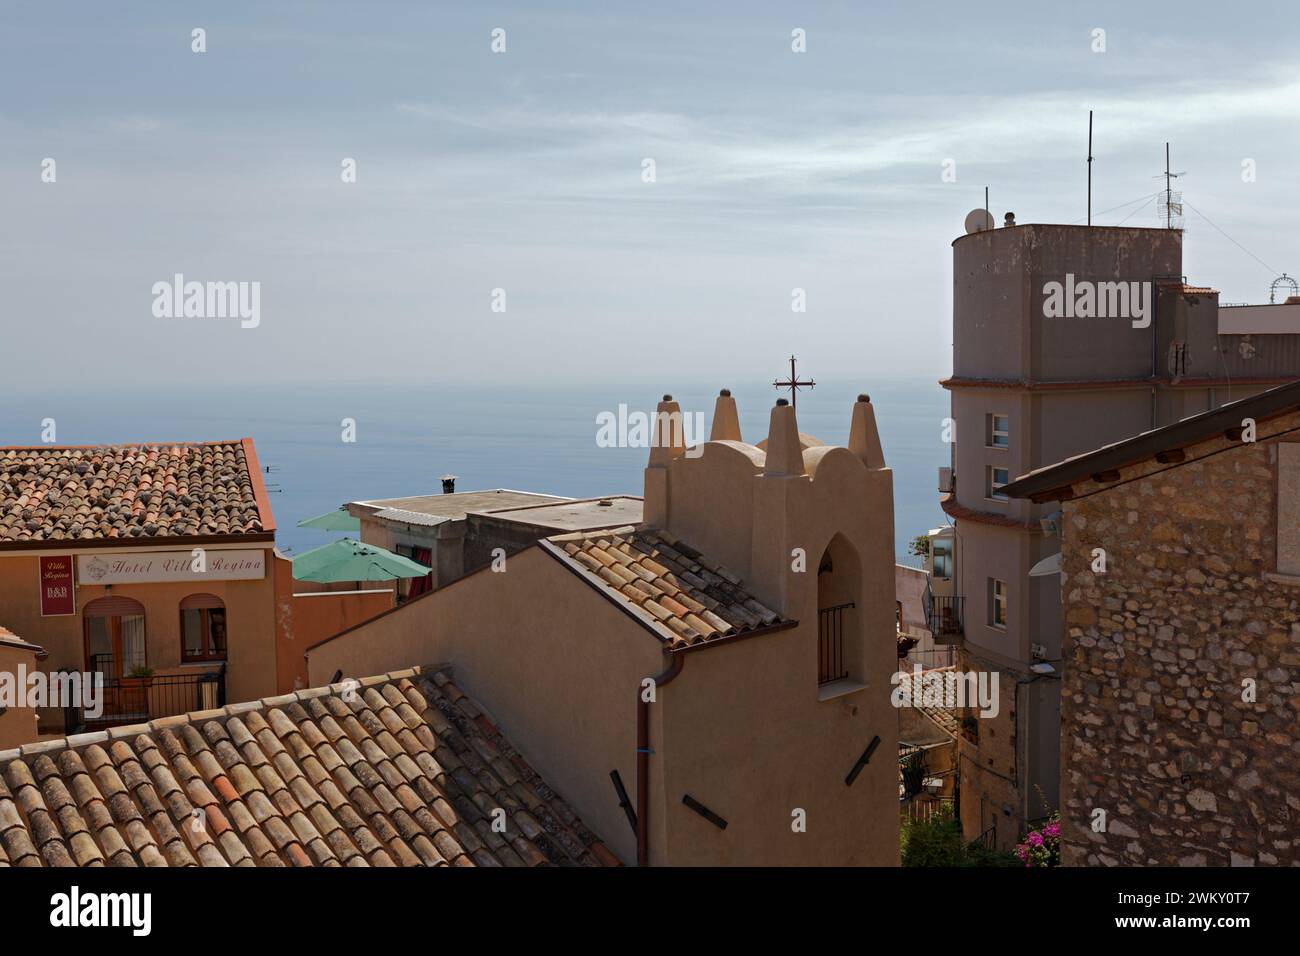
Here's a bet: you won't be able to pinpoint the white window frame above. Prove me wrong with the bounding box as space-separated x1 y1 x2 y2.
989 578 1008 629
987 413 1010 450
987 466 1010 501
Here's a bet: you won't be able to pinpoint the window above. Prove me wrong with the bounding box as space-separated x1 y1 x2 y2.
931 537 953 579
394 544 434 600
180 594 227 662
989 578 1008 629
987 466 1010 501
816 534 864 694
987 413 1009 449
84 596 147 677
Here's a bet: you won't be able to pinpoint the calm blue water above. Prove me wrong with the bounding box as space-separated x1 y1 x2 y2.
0 380 947 562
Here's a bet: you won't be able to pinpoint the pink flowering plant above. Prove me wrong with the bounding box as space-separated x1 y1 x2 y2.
1013 814 1061 867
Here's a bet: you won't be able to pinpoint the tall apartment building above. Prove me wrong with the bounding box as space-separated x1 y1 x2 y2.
930 218 1300 848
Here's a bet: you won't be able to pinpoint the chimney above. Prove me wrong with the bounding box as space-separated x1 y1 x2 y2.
762 398 805 477
848 394 886 469
643 393 685 526
440 474 457 494
709 388 742 442
647 394 686 466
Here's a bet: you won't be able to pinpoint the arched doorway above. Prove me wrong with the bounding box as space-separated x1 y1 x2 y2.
816 534 863 687
83 596 147 679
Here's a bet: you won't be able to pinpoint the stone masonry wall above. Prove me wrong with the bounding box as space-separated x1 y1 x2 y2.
955 655 1021 850
1060 421 1300 866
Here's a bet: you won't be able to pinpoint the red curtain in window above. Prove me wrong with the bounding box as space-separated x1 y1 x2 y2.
408 547 434 597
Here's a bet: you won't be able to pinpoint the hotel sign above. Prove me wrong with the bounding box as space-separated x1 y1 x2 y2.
39 555 76 616
76 549 266 585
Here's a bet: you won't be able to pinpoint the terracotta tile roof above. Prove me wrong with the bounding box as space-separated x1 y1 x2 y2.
0 440 267 544
921 706 960 739
896 668 960 739
0 666 617 867
542 526 790 649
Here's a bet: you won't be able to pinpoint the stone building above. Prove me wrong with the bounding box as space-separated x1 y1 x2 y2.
1003 379 1300 866
937 214 1300 849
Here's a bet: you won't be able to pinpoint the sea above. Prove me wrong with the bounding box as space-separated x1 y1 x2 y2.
0 379 949 562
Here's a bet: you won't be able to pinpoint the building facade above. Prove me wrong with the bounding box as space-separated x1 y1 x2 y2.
938 220 1300 848
306 390 900 866
0 438 393 739
348 489 642 600
1003 382 1300 866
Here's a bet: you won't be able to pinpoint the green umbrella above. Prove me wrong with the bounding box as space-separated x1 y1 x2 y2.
296 508 361 532
291 538 430 583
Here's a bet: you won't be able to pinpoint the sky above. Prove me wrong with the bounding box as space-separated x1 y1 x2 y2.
2 1 1298 388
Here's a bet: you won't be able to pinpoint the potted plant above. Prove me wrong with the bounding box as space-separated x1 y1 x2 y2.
118 664 155 717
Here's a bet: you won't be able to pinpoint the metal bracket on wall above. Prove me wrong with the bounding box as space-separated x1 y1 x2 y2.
682 794 728 830
609 770 637 833
845 735 881 786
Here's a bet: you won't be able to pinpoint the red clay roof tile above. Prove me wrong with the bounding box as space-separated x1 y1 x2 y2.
0 665 616 867
544 527 790 649
0 440 267 544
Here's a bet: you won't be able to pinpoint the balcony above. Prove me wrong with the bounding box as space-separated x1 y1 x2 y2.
63 658 227 733
925 593 965 644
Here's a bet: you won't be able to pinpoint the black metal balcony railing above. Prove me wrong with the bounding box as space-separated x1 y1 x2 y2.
817 602 854 685
65 658 227 733
925 593 965 643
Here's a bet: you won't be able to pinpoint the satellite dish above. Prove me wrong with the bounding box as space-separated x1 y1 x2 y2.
964 208 995 234
1029 552 1062 577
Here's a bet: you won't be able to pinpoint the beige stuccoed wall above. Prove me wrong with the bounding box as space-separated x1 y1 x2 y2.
0 548 278 723
658 625 898 865
0 641 43 749
309 396 902 866
307 547 665 864
645 401 900 864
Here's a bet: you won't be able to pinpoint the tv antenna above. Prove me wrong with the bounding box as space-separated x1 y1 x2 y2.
1155 142 1185 229
1087 110 1093 226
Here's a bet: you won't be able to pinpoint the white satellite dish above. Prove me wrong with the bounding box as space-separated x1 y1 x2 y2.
1029 552 1062 577
964 208 995 234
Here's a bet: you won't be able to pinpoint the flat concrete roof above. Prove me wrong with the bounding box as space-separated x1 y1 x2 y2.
471 495 643 532
352 489 569 522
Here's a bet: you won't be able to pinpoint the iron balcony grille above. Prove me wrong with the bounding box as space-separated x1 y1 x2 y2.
818 602 854 685
925 593 965 643
65 658 227 733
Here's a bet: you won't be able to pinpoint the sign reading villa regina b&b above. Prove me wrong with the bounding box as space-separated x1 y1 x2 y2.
39 555 76 616
76 549 266 586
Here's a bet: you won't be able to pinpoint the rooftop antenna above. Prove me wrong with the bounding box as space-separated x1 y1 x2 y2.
1156 142 1185 229
1270 273 1298 304
1087 110 1093 226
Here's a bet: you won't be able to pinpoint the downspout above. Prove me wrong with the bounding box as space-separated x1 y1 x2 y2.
636 650 685 866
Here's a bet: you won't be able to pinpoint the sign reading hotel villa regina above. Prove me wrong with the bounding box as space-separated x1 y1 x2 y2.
76 549 265 585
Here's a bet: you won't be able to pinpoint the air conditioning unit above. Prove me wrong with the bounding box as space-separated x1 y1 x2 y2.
938 466 954 493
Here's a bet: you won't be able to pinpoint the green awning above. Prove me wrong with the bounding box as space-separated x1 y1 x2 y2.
291 538 430 583
296 508 361 532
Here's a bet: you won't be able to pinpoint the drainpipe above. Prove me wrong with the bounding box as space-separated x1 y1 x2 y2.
636 651 685 866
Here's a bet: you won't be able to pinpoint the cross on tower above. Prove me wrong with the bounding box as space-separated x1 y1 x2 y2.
773 355 815 410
